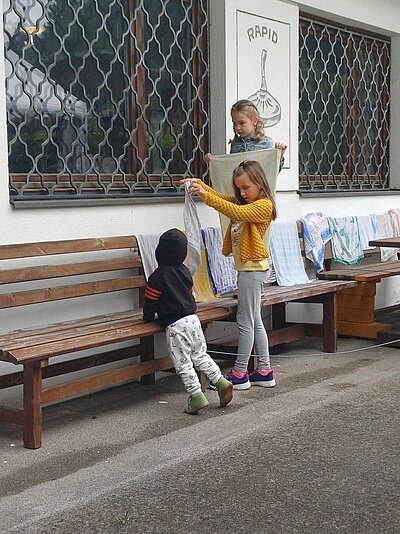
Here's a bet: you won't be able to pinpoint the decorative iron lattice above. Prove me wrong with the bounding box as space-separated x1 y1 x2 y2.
299 16 390 192
4 0 209 202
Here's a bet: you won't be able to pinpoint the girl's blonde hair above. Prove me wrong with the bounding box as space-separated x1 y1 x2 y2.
232 160 277 220
230 99 264 142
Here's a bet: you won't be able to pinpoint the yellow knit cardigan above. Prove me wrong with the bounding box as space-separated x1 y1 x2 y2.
197 180 274 262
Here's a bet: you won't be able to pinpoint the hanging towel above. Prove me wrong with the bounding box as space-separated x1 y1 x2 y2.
376 213 398 262
328 216 364 265
356 215 379 250
269 221 310 286
201 227 237 295
300 212 332 273
135 233 161 280
192 248 220 302
209 149 280 245
388 209 400 235
183 182 203 275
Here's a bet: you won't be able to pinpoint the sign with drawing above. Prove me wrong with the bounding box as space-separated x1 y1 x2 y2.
236 10 291 167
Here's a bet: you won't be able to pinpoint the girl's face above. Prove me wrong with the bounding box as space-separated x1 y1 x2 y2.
234 173 261 203
231 111 257 139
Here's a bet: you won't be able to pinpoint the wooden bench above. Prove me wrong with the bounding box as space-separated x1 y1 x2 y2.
318 244 400 339
0 236 237 449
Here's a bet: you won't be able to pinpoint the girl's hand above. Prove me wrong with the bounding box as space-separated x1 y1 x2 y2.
179 178 206 199
204 153 212 163
275 142 287 154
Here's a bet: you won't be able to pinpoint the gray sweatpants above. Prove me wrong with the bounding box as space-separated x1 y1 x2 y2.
235 270 271 373
166 314 222 396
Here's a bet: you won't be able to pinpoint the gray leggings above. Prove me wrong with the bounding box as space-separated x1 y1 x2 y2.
235 270 270 373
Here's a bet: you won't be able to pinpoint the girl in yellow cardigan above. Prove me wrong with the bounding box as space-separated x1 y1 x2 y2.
182 160 277 390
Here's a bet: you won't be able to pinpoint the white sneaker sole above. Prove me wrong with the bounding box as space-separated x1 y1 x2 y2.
250 379 276 388
232 381 251 390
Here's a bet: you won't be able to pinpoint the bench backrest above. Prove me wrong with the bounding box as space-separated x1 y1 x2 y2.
0 236 145 312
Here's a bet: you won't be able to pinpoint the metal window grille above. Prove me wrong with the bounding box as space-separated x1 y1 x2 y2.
299 16 390 192
4 0 209 204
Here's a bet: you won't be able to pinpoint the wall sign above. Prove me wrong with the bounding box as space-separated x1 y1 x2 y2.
236 10 291 167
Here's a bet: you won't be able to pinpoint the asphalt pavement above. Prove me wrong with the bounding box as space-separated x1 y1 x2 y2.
0 335 399 534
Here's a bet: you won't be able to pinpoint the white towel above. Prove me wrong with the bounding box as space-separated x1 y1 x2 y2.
376 213 398 262
201 227 237 295
300 212 332 273
388 209 400 235
183 184 203 275
356 215 379 250
328 216 364 265
269 221 310 286
135 234 161 280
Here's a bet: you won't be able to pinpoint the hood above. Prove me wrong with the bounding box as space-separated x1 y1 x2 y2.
155 228 187 266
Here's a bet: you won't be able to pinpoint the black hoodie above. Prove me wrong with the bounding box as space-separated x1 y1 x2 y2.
142 228 196 327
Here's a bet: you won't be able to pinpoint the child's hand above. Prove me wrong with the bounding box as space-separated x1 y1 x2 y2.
180 178 206 199
204 153 212 164
180 178 198 189
275 142 287 154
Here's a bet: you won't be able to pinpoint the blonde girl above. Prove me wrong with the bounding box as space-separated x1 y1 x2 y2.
182 160 277 389
205 99 286 163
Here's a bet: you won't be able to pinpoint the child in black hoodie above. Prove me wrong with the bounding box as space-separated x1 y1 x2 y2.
143 228 233 414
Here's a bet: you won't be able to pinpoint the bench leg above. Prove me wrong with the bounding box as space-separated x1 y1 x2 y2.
322 292 337 353
140 336 156 385
23 365 42 449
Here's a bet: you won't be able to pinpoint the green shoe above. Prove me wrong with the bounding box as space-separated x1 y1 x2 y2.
184 392 209 415
216 377 233 408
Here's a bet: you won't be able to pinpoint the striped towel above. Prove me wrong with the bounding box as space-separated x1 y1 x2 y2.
328 216 364 265
269 220 310 286
300 212 332 273
201 227 237 295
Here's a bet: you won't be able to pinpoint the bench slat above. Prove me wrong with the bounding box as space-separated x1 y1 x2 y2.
0 235 137 260
261 280 355 305
0 257 141 284
318 261 400 282
0 275 146 309
0 315 143 355
5 306 235 364
0 310 137 346
41 356 173 405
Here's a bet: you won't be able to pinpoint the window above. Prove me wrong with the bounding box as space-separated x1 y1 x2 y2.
4 0 209 203
299 15 390 192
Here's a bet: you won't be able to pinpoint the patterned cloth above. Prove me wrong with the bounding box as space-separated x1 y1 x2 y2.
388 209 400 235
201 227 237 295
376 213 398 262
328 216 364 265
269 220 310 286
230 135 274 153
300 212 332 273
356 215 379 250
166 314 222 396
